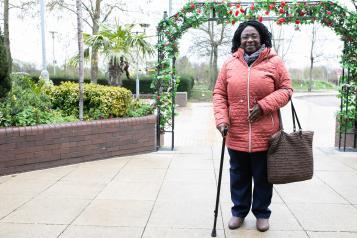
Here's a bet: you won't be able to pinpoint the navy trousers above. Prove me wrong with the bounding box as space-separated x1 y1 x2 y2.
228 148 273 219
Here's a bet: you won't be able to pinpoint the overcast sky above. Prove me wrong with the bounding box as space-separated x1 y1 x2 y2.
5 0 355 72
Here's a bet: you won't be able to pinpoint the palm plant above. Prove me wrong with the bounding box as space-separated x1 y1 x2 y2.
82 24 154 86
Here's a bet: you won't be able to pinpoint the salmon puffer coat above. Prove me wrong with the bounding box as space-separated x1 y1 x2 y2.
213 47 293 152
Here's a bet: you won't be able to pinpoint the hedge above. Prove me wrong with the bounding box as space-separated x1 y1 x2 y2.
48 82 132 119
31 74 195 98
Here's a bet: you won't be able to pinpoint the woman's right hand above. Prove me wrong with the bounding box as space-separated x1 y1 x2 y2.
217 123 229 137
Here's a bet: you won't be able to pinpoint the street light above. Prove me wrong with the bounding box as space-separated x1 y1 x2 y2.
134 23 150 99
49 31 57 76
39 0 49 81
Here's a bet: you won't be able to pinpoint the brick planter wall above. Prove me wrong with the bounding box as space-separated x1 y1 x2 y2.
0 115 156 175
334 117 356 149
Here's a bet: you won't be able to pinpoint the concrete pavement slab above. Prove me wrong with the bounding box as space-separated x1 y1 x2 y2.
97 181 162 201
156 181 217 202
113 168 167 182
307 231 357 238
2 197 90 224
274 178 348 204
0 195 32 219
142 227 225 238
165 169 216 184
0 177 56 197
0 223 65 238
147 200 223 229
37 180 107 199
288 203 357 231
59 225 143 238
124 157 171 169
73 199 153 227
169 158 215 170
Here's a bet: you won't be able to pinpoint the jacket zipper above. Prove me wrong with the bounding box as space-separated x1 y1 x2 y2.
247 67 252 152
246 59 259 152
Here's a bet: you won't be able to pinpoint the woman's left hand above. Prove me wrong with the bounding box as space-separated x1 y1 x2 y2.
248 104 262 123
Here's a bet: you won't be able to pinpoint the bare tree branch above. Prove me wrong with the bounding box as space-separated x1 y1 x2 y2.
47 1 91 27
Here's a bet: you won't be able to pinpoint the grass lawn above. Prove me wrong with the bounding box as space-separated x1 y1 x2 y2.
189 80 337 102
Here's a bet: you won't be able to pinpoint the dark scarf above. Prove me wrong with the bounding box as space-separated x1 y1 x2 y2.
243 44 265 66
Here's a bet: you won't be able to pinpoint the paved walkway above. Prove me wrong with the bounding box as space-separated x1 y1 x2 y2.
1 94 357 238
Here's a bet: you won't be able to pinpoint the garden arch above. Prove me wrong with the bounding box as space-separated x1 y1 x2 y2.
155 1 357 150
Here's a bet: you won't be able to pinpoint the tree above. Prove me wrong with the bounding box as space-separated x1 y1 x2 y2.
268 23 295 62
351 0 357 11
3 0 11 73
308 23 327 92
76 0 84 120
1 0 36 73
83 24 154 86
48 0 127 84
189 21 231 90
0 29 10 98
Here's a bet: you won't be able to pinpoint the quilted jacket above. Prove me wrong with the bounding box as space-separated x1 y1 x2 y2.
213 47 293 152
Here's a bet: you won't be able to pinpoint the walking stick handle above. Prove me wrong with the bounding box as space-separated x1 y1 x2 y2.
223 127 228 137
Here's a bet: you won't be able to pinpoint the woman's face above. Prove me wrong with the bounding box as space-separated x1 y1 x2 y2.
240 26 261 54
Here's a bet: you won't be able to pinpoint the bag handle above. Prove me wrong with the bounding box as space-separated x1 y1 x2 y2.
278 99 302 132
291 99 302 132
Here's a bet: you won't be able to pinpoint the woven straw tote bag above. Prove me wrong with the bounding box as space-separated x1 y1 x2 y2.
267 100 314 184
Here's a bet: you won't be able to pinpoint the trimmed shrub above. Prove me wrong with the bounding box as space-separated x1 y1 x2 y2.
177 74 195 98
0 74 76 127
121 74 195 98
0 32 10 98
48 82 132 119
125 99 155 117
42 74 195 98
122 77 154 94
49 76 109 86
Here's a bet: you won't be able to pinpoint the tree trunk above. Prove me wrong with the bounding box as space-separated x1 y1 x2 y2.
309 56 313 92
4 0 12 73
76 0 84 120
90 0 101 84
209 45 218 90
308 24 317 92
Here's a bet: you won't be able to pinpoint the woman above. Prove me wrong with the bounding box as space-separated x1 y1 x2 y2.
213 20 293 232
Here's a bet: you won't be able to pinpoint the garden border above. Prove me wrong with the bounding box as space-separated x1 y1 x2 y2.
0 115 156 175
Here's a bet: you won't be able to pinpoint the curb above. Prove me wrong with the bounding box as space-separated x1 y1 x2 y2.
293 91 338 98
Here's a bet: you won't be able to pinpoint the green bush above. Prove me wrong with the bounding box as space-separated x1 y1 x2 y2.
292 79 337 91
122 77 155 94
0 31 10 98
177 74 195 98
35 75 195 98
121 74 195 98
125 99 155 117
47 76 108 86
0 73 76 127
49 82 132 120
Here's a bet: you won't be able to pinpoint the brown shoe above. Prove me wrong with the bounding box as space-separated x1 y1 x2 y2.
256 218 269 232
228 216 244 230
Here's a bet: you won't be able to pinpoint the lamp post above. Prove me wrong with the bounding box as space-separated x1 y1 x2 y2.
39 0 49 81
134 23 150 99
49 31 57 76
169 0 172 16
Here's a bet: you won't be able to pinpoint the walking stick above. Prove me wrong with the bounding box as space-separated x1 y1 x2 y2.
211 127 228 237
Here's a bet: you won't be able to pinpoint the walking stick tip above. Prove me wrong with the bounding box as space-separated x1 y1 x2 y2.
211 229 217 237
